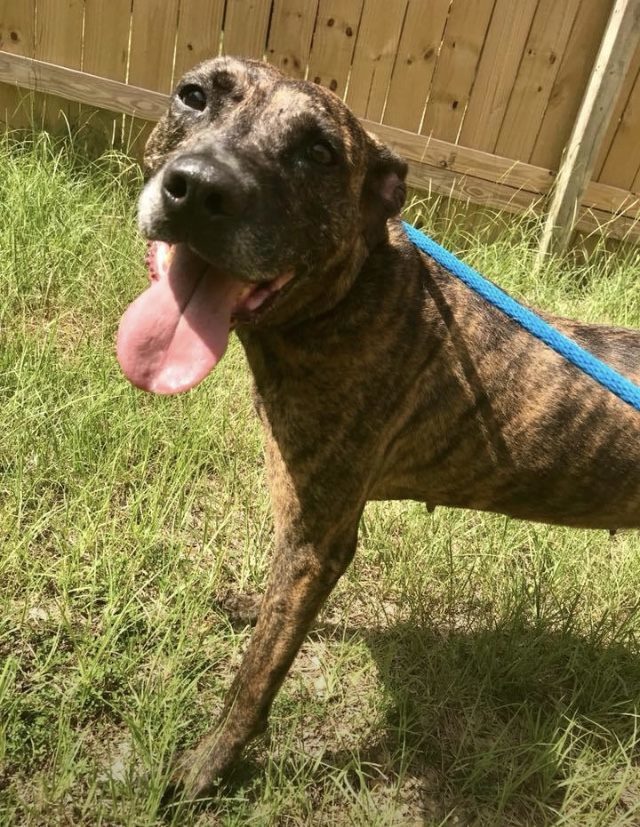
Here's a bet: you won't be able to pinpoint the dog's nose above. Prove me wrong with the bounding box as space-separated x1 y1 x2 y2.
161 154 246 220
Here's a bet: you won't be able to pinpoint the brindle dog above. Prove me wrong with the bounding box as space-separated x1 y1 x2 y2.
116 56 640 799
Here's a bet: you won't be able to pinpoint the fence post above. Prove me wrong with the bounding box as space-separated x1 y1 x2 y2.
537 0 640 260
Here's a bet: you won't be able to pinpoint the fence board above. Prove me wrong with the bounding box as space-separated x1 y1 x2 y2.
0 0 35 129
83 0 131 147
129 0 180 93
598 65 640 190
0 53 168 119
223 0 272 59
370 118 640 222
4 49 640 240
307 0 364 97
363 119 553 195
4 0 640 245
345 0 406 120
174 0 225 79
382 0 449 133
406 159 538 215
421 0 496 143
35 0 84 130
632 156 640 193
593 45 640 179
537 0 640 257
459 0 538 152
583 180 640 217
495 0 581 162
84 0 130 81
577 205 640 240
127 0 180 160
265 0 319 78
530 0 613 169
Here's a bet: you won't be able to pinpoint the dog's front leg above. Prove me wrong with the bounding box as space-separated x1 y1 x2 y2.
171 521 359 800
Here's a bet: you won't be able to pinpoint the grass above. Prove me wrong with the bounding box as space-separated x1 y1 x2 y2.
0 130 640 826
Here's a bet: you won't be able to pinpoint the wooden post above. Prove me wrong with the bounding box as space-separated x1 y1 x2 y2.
537 0 640 260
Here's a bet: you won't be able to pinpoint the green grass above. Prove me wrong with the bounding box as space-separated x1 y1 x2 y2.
1 131 640 826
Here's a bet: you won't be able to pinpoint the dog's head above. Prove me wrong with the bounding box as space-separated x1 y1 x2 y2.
117 57 407 394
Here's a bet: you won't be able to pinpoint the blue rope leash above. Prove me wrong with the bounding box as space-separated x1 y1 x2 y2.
402 221 640 413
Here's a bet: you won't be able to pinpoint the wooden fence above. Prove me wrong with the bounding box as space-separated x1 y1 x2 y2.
1 0 640 247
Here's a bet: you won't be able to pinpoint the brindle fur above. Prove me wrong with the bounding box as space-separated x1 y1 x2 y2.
137 57 640 799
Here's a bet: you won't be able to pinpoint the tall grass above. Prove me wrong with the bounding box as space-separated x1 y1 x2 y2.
1 131 639 825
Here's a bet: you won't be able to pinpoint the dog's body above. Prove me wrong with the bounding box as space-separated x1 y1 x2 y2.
116 57 640 798
243 227 640 531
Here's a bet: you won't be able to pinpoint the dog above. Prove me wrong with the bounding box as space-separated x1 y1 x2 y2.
116 56 640 799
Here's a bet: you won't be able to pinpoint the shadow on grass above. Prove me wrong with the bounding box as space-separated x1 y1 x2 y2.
323 616 640 822
172 609 640 823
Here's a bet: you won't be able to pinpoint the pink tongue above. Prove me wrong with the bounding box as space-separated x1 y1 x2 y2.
117 242 240 394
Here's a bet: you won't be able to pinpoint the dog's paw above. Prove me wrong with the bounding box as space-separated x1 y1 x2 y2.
216 590 262 627
164 741 223 804
164 727 250 805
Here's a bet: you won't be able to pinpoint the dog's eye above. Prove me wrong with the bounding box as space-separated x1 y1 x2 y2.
179 84 207 111
307 142 335 166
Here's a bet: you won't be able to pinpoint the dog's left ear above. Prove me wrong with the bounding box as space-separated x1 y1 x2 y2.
361 134 408 248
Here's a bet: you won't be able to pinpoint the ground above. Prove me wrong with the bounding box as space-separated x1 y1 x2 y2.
1 131 640 825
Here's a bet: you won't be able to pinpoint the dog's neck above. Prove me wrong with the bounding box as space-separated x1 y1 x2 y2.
238 231 378 352
266 234 372 330
237 222 427 391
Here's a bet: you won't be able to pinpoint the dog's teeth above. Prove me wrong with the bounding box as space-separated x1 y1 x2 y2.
245 286 271 311
273 271 295 290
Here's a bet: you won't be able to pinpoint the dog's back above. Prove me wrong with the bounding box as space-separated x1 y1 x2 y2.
363 225 640 529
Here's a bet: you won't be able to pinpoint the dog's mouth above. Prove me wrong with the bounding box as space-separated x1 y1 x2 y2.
116 241 294 395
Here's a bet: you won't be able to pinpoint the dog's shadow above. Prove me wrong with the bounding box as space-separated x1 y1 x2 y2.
221 609 640 821
312 615 640 821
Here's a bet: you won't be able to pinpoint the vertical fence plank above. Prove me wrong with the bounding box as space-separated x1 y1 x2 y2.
34 0 84 132
345 0 406 120
382 0 450 133
84 1 130 83
459 0 539 152
129 0 181 93
538 0 640 257
421 0 496 143
223 0 272 59
83 0 131 148
307 0 364 98
266 0 318 78
0 0 35 129
495 0 581 162
127 0 181 159
593 46 640 179
597 63 640 189
530 0 613 169
174 0 225 80
631 138 640 192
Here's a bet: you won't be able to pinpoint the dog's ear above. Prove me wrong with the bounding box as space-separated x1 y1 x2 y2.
361 134 408 248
